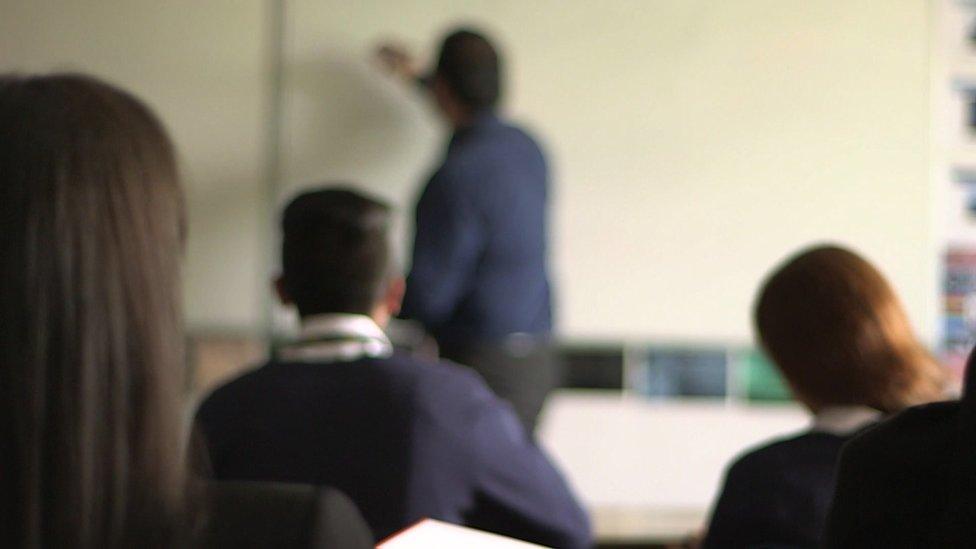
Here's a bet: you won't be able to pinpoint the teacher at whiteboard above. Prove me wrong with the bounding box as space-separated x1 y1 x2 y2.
379 28 557 434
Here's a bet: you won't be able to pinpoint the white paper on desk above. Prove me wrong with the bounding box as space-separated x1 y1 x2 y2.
377 519 550 548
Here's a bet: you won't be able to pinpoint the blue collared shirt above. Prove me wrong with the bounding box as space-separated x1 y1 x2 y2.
401 112 553 344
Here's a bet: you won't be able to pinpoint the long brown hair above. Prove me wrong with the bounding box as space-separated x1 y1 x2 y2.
0 74 187 547
755 245 944 414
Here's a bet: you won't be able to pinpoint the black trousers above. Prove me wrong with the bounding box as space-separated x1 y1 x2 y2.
439 338 561 435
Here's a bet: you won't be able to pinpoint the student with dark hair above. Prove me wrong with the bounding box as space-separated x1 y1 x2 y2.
378 28 557 434
0 73 373 548
195 187 591 548
825 356 976 546
702 245 945 549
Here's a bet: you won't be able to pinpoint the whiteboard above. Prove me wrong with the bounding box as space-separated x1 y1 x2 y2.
279 0 935 343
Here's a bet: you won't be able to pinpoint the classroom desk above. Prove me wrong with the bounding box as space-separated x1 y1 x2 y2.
538 393 806 548
594 507 705 549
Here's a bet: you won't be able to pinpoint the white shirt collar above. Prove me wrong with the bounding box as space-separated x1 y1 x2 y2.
278 313 393 363
810 405 883 435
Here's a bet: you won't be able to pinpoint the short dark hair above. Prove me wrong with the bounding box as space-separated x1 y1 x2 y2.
281 187 393 317
434 28 501 112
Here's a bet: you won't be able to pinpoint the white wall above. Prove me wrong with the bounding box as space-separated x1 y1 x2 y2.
0 0 271 333
281 0 936 343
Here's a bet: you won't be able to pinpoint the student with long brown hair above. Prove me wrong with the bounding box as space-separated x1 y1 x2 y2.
0 73 372 548
703 245 945 549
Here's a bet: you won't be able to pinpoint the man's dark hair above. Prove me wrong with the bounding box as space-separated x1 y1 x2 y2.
281 187 393 317
434 28 501 112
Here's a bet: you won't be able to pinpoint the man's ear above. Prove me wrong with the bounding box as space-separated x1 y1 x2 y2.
385 277 406 317
432 76 461 121
273 275 292 306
